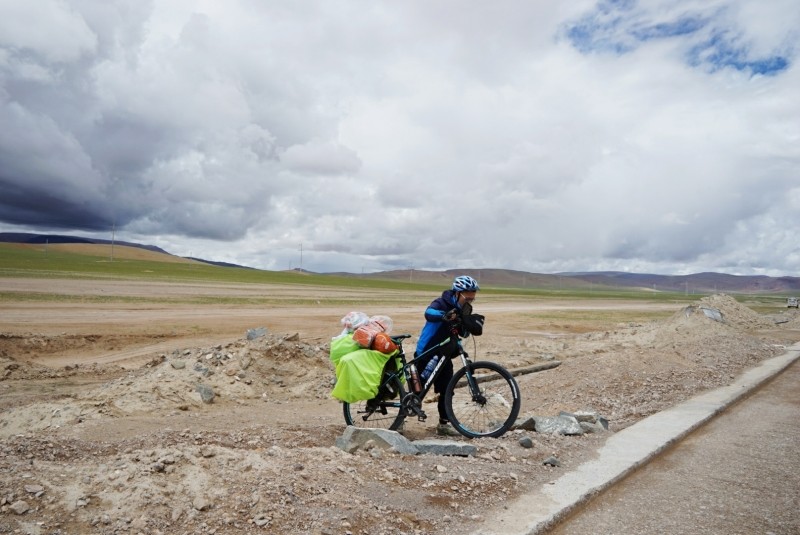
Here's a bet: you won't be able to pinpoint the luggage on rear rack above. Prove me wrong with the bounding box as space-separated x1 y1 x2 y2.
329 313 400 403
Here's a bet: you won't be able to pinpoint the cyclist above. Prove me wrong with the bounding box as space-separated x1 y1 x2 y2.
416 275 480 436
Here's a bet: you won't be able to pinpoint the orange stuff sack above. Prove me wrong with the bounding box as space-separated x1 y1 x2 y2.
352 321 384 348
371 332 398 354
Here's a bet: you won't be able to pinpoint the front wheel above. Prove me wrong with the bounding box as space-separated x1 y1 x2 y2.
444 361 521 438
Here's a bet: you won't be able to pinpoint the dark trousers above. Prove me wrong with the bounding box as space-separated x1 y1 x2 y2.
418 344 457 422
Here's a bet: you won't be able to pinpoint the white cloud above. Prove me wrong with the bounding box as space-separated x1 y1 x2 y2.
0 0 798 275
0 0 97 62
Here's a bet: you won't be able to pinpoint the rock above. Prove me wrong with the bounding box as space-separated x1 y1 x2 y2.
512 416 537 431
130 515 148 530
413 439 477 457
170 360 186 370
10 500 29 514
519 436 534 448
246 327 268 340
700 306 724 322
568 410 609 429
196 384 215 403
543 456 561 467
335 427 419 455
533 415 584 435
580 421 609 434
193 496 211 511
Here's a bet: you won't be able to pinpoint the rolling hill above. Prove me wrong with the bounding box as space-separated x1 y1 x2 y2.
1 232 798 294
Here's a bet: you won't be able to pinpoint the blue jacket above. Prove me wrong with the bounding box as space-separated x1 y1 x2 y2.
416 289 467 355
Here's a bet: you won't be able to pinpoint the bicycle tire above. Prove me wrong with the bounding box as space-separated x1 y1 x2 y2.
342 376 407 431
444 361 521 438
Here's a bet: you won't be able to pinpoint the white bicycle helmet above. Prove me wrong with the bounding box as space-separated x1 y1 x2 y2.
452 275 479 292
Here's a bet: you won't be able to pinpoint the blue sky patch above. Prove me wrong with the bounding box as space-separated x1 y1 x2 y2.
631 16 707 41
687 32 789 75
564 1 791 77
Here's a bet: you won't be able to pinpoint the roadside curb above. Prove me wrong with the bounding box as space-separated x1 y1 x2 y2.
473 343 800 535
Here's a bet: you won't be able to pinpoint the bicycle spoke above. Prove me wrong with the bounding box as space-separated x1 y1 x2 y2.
343 396 406 431
445 362 520 438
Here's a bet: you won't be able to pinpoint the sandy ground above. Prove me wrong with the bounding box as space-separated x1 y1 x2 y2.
1 278 799 534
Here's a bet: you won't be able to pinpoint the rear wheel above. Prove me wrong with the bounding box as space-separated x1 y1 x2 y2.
342 400 406 430
343 377 407 431
444 361 521 438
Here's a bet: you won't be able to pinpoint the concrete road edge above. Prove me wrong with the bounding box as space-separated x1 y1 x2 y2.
472 343 800 535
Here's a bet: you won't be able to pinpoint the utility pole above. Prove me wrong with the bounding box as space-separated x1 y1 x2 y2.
299 243 303 271
110 224 115 262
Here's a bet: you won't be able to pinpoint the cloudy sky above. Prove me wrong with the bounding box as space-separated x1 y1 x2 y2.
1 1 798 276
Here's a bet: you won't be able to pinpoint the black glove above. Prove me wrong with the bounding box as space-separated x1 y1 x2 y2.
462 314 485 336
444 308 459 321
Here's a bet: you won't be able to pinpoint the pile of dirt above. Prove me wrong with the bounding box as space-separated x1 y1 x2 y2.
92 333 334 411
505 294 790 429
1 333 334 436
785 310 800 328
1 295 797 535
694 293 778 329
0 332 179 362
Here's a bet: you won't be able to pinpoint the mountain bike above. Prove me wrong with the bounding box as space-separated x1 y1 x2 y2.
342 324 521 438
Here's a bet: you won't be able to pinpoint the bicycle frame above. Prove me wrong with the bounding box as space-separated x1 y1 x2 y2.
379 328 473 421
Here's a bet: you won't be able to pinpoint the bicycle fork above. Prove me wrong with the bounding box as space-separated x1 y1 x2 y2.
458 352 487 405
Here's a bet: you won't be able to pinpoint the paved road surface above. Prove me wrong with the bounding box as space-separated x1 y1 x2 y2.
546 358 800 535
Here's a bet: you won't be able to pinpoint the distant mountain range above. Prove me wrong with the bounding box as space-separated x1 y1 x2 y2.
0 232 249 269
2 232 798 294
0 232 171 255
337 267 800 294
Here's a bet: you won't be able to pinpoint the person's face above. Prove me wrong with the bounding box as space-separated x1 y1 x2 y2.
459 291 477 304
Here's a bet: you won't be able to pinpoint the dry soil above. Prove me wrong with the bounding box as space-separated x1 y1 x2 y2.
1 278 798 535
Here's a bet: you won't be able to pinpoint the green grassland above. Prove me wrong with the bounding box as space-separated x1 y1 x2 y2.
0 243 421 289
0 243 682 299
0 242 789 312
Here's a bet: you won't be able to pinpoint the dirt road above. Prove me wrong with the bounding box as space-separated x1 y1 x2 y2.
1 277 681 369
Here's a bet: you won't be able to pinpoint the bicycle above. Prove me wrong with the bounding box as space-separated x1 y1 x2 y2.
342 323 521 438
